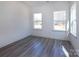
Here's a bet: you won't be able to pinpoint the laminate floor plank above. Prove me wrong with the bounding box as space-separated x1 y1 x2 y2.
0 36 78 57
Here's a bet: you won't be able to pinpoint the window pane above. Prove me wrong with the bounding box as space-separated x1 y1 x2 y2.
33 13 42 29
54 22 65 31
53 11 66 31
70 3 76 36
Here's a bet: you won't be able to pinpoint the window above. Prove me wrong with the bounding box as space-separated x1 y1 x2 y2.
33 13 42 29
70 3 76 36
53 11 66 31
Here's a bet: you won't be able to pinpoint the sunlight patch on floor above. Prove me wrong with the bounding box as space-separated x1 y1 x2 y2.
62 45 69 57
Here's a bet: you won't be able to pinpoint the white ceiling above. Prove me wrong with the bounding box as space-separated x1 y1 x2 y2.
22 1 70 7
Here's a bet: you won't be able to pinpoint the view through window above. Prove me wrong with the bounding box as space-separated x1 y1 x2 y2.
33 13 42 29
53 11 66 31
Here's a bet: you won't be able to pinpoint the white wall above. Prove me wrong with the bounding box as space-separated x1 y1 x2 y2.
0 1 71 48
31 2 70 40
0 2 32 48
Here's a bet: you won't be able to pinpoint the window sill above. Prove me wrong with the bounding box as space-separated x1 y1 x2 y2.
52 30 67 32
70 33 77 39
33 29 42 30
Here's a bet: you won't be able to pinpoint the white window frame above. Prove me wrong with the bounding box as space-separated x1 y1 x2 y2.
33 13 42 29
53 11 66 31
70 3 76 37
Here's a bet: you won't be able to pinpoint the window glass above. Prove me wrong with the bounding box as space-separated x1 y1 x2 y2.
53 11 66 31
33 13 42 29
70 3 76 36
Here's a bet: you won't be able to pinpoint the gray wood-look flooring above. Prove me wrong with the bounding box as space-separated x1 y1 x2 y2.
0 36 78 57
